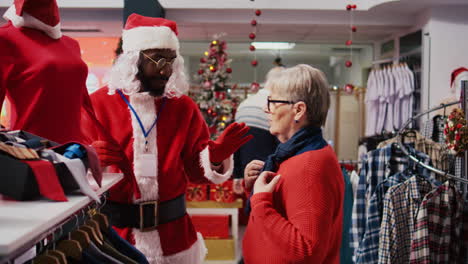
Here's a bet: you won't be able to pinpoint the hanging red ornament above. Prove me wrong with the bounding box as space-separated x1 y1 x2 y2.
345 60 353 67
251 19 257 26
351 4 357 9
210 67 217 72
255 9 262 16
249 45 256 51
197 69 204 75
346 4 352 11
251 60 258 67
346 40 353 46
200 58 207 63
344 84 355 93
226 68 232 73
249 33 256 40
351 26 357 32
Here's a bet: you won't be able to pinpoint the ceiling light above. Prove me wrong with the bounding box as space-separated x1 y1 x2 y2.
251 42 296 50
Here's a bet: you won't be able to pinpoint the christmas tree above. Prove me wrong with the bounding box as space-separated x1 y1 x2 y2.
193 37 239 138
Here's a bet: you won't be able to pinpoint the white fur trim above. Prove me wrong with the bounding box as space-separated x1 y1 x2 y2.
130 92 159 203
200 146 233 184
3 5 62 39
123 26 179 53
133 231 207 264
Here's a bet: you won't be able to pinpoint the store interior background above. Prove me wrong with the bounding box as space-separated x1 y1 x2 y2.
1 0 468 162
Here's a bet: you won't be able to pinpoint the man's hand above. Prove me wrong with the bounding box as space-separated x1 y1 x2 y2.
244 160 264 192
208 122 253 163
253 171 281 194
91 141 125 167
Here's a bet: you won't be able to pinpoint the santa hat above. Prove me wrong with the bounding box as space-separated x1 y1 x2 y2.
450 67 468 95
2 0 62 39
122 14 180 53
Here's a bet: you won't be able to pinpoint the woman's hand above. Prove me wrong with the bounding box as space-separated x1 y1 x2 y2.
244 160 264 192
253 171 281 194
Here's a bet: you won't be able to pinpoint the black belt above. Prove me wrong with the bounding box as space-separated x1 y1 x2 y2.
102 194 187 232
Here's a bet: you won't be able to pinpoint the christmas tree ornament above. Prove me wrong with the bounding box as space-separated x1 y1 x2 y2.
255 9 262 16
344 83 355 93
200 58 207 63
346 40 352 46
251 60 258 67
249 45 256 51
226 68 232 73
198 69 204 75
345 60 352 67
251 19 257 26
346 4 352 10
351 26 357 32
249 33 256 40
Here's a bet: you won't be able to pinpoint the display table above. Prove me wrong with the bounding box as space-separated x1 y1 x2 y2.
0 172 123 262
187 199 243 263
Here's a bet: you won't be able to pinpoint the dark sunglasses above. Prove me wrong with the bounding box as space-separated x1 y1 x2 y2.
267 96 296 112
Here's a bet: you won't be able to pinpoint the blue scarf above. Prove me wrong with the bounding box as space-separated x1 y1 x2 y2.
246 126 327 213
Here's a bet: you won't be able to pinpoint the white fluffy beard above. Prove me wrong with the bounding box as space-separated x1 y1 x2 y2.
129 92 164 260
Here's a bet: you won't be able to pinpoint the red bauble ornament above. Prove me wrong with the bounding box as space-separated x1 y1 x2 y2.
249 45 256 51
250 82 260 91
210 67 217 72
344 84 355 93
351 4 357 9
345 60 353 67
255 9 262 16
249 33 256 40
197 69 204 75
251 19 257 26
346 40 353 46
251 60 258 67
226 68 232 73
346 4 352 11
200 58 207 63
351 26 357 32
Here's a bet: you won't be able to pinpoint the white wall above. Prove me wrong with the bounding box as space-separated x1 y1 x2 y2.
422 6 468 112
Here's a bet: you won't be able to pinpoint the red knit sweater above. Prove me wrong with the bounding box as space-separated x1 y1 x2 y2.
243 145 344 263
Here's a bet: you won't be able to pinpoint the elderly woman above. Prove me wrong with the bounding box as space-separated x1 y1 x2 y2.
242 64 344 263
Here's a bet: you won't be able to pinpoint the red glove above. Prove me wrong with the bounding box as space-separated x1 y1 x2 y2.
91 141 125 167
208 122 253 163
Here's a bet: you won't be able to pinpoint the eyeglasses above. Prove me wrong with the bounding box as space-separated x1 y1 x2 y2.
267 96 296 112
141 52 175 70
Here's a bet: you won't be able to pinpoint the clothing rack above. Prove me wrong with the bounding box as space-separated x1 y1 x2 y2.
371 48 422 65
395 100 468 183
0 173 123 264
0 196 105 264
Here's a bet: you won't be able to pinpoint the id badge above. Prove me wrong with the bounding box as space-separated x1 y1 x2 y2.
140 154 157 177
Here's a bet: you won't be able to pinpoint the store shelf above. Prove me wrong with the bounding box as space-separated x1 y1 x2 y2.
0 173 123 256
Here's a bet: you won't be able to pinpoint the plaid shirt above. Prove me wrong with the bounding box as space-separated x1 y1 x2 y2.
355 173 409 263
410 182 465 264
378 176 435 264
350 144 431 261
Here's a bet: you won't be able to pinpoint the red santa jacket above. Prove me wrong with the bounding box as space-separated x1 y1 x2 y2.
0 22 91 144
82 87 232 262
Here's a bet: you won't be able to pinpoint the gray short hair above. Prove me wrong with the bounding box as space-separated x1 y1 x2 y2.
266 64 330 127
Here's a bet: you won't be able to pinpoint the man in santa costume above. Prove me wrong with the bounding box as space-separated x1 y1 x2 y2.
82 14 252 264
0 0 98 144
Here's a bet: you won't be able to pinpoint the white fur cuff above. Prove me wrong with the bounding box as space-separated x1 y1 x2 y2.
200 146 233 184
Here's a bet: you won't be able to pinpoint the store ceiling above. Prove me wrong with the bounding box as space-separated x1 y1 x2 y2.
0 0 467 45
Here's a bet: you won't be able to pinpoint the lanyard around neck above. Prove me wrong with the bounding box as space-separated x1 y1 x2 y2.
117 90 166 152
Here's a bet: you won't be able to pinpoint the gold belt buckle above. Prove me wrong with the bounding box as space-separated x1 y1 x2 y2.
139 200 158 232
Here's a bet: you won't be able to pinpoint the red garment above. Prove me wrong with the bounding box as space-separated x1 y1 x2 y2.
82 87 232 262
0 22 89 144
243 145 344 264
